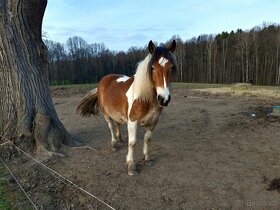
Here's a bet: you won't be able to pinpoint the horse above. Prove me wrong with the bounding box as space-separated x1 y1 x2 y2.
76 40 177 175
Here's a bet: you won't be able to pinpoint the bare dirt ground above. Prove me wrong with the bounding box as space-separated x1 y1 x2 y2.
2 86 280 209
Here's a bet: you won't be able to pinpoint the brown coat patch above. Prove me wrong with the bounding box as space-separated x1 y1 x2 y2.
97 74 133 123
129 92 163 130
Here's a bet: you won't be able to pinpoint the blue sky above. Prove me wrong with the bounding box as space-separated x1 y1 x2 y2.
43 0 280 51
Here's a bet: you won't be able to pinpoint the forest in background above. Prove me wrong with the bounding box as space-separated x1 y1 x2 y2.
45 23 280 86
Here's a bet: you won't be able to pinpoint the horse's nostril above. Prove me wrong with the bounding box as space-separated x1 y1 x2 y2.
167 95 171 103
157 95 164 103
157 95 171 106
163 95 171 106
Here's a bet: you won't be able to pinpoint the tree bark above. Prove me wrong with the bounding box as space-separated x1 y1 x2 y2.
213 41 217 83
241 33 250 83
276 32 280 85
221 39 227 83
206 39 213 83
0 0 75 157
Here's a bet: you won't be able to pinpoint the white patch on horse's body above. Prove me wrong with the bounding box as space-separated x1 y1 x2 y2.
125 81 135 121
158 57 169 67
116 75 129 83
156 77 170 101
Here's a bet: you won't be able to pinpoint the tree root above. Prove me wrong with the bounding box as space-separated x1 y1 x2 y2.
62 144 98 151
35 147 65 162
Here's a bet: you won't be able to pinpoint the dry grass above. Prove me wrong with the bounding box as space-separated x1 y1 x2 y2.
196 83 280 99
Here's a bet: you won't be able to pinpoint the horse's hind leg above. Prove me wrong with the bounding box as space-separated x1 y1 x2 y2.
143 129 153 163
104 116 118 151
115 122 123 144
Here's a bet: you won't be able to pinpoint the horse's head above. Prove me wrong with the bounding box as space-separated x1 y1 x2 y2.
148 40 177 107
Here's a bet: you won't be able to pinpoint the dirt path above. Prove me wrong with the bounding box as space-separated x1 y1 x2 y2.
2 87 280 209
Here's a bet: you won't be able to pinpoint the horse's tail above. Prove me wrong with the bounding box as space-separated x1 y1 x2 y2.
76 88 99 116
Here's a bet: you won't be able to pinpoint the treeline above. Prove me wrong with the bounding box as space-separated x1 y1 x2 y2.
45 37 146 85
45 23 280 85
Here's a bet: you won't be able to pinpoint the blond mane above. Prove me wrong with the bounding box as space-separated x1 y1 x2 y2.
133 54 154 102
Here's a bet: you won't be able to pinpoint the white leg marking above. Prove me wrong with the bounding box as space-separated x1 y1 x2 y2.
126 120 137 164
115 122 122 142
105 117 117 146
143 130 152 161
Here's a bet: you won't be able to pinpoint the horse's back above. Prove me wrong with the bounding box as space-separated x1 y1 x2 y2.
97 74 133 123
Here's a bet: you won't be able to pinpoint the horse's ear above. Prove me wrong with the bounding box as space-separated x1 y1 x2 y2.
168 40 176 53
148 40 155 54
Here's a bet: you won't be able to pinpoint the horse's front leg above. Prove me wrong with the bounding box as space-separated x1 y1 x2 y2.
143 129 152 163
126 120 137 175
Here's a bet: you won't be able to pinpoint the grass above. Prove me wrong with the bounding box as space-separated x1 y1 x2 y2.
50 83 97 89
50 82 228 90
196 83 280 99
49 82 280 99
0 166 14 210
0 165 33 210
171 82 230 89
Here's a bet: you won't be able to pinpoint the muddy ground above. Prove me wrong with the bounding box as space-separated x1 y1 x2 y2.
2 87 280 209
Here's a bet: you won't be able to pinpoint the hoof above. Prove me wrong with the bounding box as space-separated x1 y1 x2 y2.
117 140 123 145
127 163 137 176
111 141 119 152
116 136 124 145
128 168 138 176
144 159 154 167
112 147 119 152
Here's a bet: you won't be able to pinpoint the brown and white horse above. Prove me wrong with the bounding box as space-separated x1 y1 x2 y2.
76 40 177 175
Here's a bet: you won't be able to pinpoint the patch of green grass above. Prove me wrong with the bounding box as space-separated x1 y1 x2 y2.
50 83 97 89
0 166 13 210
250 85 280 91
50 82 229 90
172 83 280 91
49 82 279 92
0 165 33 210
171 82 230 89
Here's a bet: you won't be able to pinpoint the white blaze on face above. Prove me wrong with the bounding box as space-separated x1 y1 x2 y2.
156 77 170 101
158 57 169 67
116 75 129 83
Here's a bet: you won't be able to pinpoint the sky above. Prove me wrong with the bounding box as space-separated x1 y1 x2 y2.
43 0 280 52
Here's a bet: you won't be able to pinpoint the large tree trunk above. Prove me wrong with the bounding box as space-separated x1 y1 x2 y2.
0 0 75 157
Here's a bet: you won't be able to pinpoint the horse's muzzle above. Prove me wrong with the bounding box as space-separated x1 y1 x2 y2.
157 95 171 106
